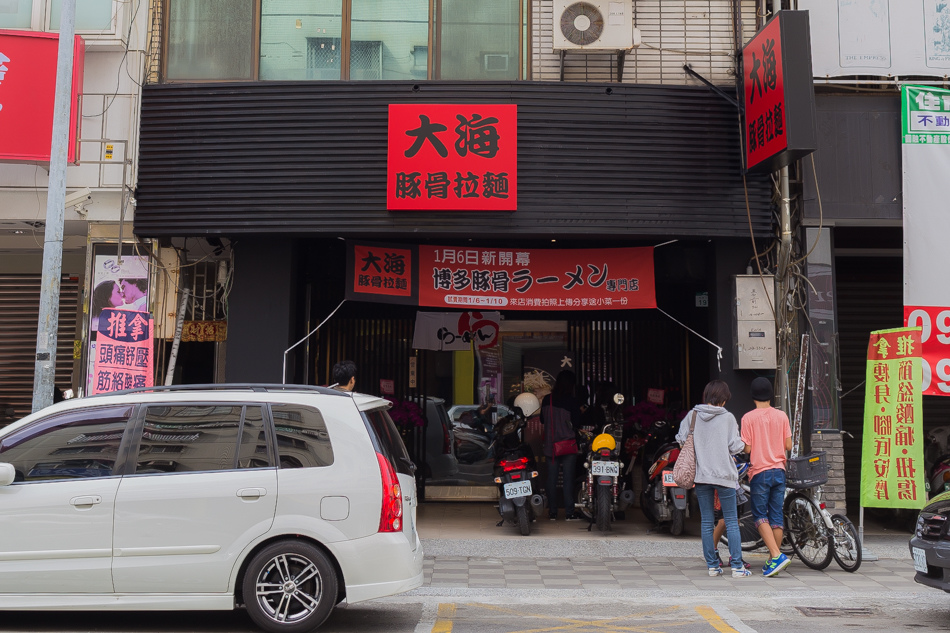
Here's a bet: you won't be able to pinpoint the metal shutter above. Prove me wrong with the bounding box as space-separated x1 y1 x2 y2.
836 256 950 513
0 275 79 426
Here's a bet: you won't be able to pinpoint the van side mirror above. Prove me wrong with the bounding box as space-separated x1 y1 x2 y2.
0 463 15 486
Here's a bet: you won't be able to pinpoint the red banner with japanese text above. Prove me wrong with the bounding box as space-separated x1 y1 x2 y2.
860 327 925 509
346 242 655 310
91 309 154 395
387 103 516 211
905 305 950 396
419 245 655 310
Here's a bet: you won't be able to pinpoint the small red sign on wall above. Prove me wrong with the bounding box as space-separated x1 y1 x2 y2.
351 243 413 299
0 30 84 163
387 104 517 211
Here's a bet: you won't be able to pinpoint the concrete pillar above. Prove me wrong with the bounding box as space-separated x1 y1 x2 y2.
811 431 847 513
711 237 756 415
225 239 297 383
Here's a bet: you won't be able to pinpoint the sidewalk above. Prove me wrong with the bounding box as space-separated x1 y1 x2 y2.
414 501 920 593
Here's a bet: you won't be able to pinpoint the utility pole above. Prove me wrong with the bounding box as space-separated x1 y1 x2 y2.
32 0 77 413
772 0 792 415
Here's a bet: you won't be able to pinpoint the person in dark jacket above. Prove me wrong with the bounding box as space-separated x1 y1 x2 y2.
541 370 584 520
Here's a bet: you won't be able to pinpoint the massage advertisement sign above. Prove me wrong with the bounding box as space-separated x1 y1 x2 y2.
91 309 154 395
346 241 655 311
387 103 517 211
860 327 925 509
85 245 151 395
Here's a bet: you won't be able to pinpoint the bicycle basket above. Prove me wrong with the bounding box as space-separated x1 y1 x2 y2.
786 451 828 489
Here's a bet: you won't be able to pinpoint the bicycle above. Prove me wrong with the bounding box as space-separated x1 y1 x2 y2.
729 452 862 573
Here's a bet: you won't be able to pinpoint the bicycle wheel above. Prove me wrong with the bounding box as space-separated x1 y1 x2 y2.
784 492 833 570
723 503 765 551
830 513 862 572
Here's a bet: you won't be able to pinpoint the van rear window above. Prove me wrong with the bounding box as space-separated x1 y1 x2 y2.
363 409 414 476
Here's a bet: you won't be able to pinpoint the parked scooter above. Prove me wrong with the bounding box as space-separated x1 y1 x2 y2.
577 394 636 531
453 404 496 465
640 416 691 535
493 395 545 536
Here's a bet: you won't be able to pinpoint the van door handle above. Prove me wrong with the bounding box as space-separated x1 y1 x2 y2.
237 488 266 500
70 495 102 507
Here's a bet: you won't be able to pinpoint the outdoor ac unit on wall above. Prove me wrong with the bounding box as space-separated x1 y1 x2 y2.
553 0 639 51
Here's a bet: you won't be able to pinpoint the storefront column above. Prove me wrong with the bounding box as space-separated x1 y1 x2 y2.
225 239 297 383
711 238 755 413
805 226 846 512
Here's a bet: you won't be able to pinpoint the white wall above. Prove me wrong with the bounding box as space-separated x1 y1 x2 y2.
0 0 148 245
533 0 758 85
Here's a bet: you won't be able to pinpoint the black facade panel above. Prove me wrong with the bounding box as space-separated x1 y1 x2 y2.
135 81 771 238
225 239 297 383
804 94 902 223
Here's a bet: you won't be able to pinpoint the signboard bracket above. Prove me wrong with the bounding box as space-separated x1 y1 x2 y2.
683 64 740 110
559 50 628 83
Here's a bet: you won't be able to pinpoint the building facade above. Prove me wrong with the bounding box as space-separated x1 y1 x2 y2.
0 0 150 419
127 0 794 498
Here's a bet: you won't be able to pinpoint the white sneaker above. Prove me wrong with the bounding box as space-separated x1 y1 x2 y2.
732 568 752 578
708 567 723 577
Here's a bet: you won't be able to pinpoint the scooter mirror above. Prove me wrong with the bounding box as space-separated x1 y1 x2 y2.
612 393 625 406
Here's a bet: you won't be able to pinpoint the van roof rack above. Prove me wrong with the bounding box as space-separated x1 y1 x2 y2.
85 383 347 398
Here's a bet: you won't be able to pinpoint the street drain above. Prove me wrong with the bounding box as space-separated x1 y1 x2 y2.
795 607 878 617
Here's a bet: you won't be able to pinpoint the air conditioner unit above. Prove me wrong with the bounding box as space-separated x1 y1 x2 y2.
553 0 640 51
483 53 509 72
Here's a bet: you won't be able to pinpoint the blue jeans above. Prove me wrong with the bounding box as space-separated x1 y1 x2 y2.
695 483 743 570
750 468 786 529
547 453 577 517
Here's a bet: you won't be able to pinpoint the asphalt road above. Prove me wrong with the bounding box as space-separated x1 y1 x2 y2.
0 591 947 633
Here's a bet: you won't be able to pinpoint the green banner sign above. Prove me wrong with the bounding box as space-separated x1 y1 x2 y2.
860 327 925 509
902 84 950 145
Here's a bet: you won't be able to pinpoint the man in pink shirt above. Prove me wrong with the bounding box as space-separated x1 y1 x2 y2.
741 377 793 577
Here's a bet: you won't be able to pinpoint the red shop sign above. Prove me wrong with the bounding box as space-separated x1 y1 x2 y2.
387 103 517 211
0 30 84 163
419 245 655 311
740 11 816 174
349 242 415 302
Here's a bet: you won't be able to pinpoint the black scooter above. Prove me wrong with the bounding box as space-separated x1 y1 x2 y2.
493 410 545 535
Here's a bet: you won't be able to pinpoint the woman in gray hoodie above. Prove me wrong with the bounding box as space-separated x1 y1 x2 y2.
676 380 749 577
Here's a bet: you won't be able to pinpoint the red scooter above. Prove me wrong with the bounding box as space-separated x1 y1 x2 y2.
640 419 691 535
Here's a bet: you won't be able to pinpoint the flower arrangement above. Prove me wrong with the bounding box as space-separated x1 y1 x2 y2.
386 399 426 429
623 401 668 432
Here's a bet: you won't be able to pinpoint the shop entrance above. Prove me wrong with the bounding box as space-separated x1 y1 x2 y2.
307 309 697 502
297 236 718 502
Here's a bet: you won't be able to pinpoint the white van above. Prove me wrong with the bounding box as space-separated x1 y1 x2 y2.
0 385 422 633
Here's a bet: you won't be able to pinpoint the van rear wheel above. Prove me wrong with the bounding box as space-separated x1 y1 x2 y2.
242 540 338 633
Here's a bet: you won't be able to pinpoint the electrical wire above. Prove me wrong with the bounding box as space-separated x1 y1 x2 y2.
790 153 824 266
82 0 146 118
